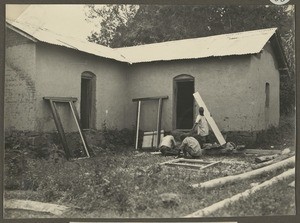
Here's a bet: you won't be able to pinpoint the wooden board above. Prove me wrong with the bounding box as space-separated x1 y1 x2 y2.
5 199 70 216
244 149 281 155
142 130 164 149
161 158 221 170
132 96 168 102
193 92 226 145
43 97 92 159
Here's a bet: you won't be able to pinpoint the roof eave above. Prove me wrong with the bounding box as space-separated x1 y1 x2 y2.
6 22 38 43
270 30 289 71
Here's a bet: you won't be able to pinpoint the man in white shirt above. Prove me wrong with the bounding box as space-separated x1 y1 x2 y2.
179 135 202 158
159 133 180 156
191 107 209 146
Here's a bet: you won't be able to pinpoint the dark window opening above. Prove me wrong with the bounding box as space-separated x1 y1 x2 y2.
265 82 270 108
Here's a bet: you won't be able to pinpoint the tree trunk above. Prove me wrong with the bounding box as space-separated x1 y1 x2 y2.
185 168 295 217
191 156 295 189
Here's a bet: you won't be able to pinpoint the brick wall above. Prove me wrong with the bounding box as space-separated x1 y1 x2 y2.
5 28 37 131
6 28 33 47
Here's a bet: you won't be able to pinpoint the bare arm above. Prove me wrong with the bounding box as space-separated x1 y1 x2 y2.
179 139 187 150
171 137 176 148
191 122 198 133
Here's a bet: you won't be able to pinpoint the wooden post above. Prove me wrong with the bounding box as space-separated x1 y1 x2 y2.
156 98 163 148
193 92 226 145
49 100 71 159
69 101 90 158
135 101 141 150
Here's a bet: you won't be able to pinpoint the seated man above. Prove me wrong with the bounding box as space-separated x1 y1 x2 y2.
179 135 202 158
159 133 180 156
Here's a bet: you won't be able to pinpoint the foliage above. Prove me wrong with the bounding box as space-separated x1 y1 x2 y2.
85 4 138 47
101 121 136 149
86 4 295 114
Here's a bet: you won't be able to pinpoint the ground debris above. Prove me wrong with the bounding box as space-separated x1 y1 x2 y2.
289 181 295 188
159 193 181 208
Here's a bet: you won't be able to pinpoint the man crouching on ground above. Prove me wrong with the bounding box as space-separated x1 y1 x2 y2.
179 134 202 158
159 132 180 156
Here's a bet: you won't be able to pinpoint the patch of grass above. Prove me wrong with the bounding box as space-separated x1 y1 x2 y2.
4 119 296 218
211 177 295 217
4 147 295 218
255 114 295 150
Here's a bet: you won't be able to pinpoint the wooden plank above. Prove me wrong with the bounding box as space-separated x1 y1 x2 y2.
69 101 93 156
142 132 153 149
49 100 71 159
43 97 77 102
193 92 226 145
251 153 294 170
255 154 278 163
165 162 205 169
5 199 70 216
245 149 281 155
201 161 221 170
160 158 183 165
165 161 220 170
151 151 162 155
156 98 163 148
132 96 168 102
69 101 90 158
178 158 212 164
142 130 164 149
135 101 141 150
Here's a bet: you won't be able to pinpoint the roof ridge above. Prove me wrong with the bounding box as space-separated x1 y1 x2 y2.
115 27 278 50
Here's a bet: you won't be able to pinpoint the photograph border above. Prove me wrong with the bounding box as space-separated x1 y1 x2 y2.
1 0 299 222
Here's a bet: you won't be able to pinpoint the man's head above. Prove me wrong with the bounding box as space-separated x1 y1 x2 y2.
199 107 204 116
180 134 187 141
164 131 171 136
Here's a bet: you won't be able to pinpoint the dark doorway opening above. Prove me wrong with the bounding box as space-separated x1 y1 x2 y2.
174 75 194 129
80 73 95 129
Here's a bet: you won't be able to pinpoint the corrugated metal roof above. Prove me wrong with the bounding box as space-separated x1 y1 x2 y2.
7 20 277 64
116 28 277 63
6 20 128 63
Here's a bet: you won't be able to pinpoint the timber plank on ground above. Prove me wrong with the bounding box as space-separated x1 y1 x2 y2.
244 149 282 155
161 158 221 170
5 199 71 216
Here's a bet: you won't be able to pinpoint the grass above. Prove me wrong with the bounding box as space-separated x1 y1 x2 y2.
4 149 295 218
211 177 295 217
4 115 296 218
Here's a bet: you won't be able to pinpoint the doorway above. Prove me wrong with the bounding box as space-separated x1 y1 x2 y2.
80 72 96 129
174 75 194 129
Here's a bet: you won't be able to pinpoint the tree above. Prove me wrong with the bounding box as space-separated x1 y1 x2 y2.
84 4 138 47
86 4 295 115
